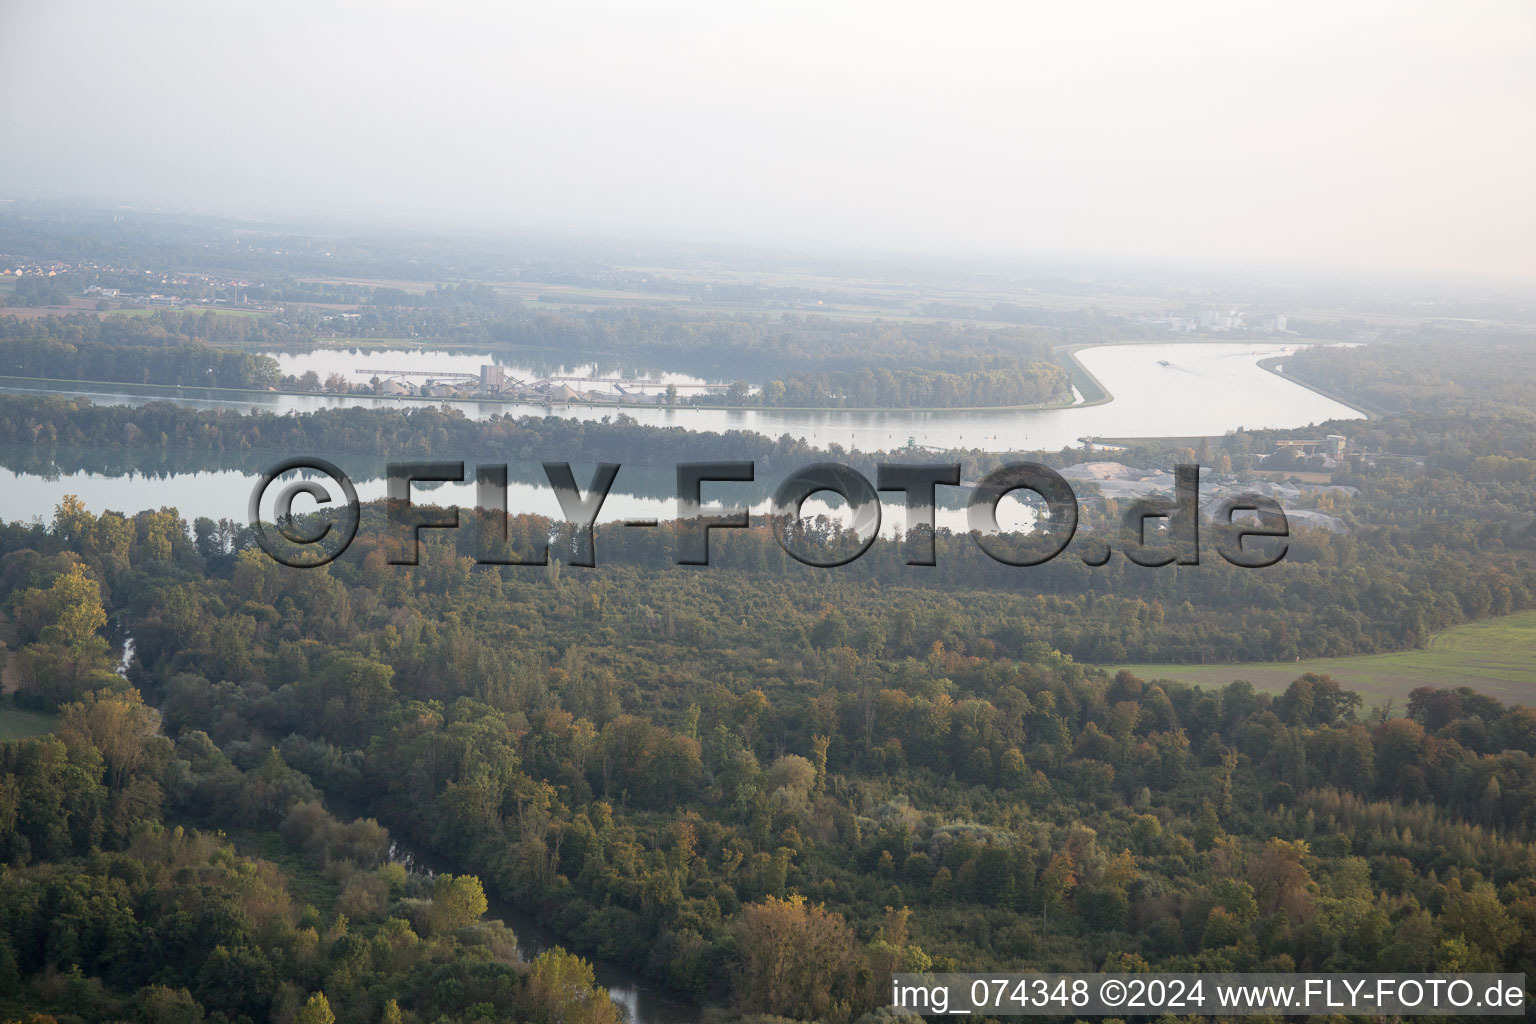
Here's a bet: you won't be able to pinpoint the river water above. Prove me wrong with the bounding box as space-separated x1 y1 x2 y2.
0 341 1362 455
0 448 1018 535
0 342 1362 526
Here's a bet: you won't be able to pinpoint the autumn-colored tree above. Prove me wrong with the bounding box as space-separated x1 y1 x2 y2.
526 948 621 1024
56 688 162 792
430 874 488 934
1250 838 1317 924
13 561 115 705
1040 851 1077 926
734 895 865 1023
295 991 335 1024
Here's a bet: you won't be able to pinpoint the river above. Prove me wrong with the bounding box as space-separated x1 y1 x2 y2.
0 341 1362 455
0 447 1016 534
0 342 1363 526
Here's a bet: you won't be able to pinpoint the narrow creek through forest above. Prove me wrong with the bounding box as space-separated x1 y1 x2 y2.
320 794 702 1024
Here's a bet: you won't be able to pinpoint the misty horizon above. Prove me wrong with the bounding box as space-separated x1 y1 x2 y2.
3 0 1533 280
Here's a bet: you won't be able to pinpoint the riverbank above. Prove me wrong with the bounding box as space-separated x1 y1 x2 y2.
0 372 1091 416
1054 343 1114 406
1256 355 1380 419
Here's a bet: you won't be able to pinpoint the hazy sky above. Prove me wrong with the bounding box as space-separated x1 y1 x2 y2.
2 0 1533 277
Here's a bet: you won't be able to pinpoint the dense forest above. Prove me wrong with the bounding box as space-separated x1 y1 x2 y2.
1 496 1534 1023
0 315 284 389
0 312 307 352
1287 335 1536 456
0 691 623 1024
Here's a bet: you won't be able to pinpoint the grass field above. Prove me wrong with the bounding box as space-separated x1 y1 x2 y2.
103 305 270 318
1112 611 1536 710
0 705 56 741
228 828 341 914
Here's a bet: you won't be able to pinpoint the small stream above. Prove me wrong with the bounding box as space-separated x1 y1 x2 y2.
331 800 701 1024
115 636 135 677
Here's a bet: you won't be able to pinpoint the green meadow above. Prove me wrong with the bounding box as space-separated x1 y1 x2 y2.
1113 610 1536 710
104 305 269 318
0 705 56 741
